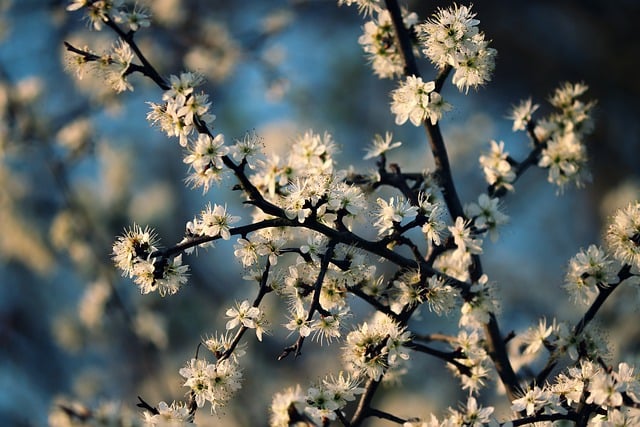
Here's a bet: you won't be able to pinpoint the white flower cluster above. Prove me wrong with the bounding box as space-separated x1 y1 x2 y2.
67 0 150 31
562 201 640 305
564 244 618 305
342 313 410 381
182 133 228 193
453 329 492 394
147 72 215 147
337 0 382 17
510 315 609 368
533 82 594 191
464 193 509 242
249 130 368 227
65 1 151 92
64 1 640 426
391 270 459 315
270 373 364 426
268 245 370 344
112 224 189 296
404 396 495 427
605 201 640 273
358 9 417 79
390 75 452 126
179 357 243 413
64 39 135 93
459 274 499 330
143 401 193 426
374 196 418 235
187 203 241 242
482 82 595 193
417 4 496 93
479 140 516 193
225 299 268 341
513 361 640 425
355 2 496 95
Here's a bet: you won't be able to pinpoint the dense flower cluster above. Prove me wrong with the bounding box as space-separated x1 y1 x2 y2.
417 4 496 93
112 224 189 296
479 139 516 193
606 201 640 272
147 72 216 147
179 357 243 413
342 313 410 381
270 373 364 426
390 75 452 126
564 244 617 305
358 9 418 79
60 1 640 427
67 0 151 31
481 82 596 193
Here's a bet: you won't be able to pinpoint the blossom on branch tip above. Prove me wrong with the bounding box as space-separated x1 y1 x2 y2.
358 9 417 79
510 386 550 416
374 196 418 236
184 133 227 169
449 216 483 255
142 400 193 426
284 303 312 338
67 0 124 30
538 131 590 192
459 396 494 426
509 98 539 132
311 308 349 345
459 274 499 329
179 357 243 413
337 0 382 17
564 244 617 305
225 300 268 341
112 223 159 278
231 130 264 168
113 4 151 31
464 194 508 242
521 317 553 356
391 76 450 126
342 314 409 381
156 255 190 297
193 203 240 240
203 331 246 361
418 3 496 93
269 385 306 427
606 201 640 272
479 140 515 192
225 300 260 330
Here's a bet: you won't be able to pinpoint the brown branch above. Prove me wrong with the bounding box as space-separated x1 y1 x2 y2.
385 0 522 400
534 265 633 386
349 377 381 426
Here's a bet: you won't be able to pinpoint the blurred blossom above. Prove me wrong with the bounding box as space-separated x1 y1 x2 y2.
600 180 640 219
261 9 294 34
127 182 175 224
52 314 85 353
56 118 93 155
98 141 132 205
134 309 169 349
78 279 111 329
0 205 54 274
15 76 43 102
184 21 241 83
148 0 186 26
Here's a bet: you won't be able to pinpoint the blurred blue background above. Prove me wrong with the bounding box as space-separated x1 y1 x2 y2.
0 0 639 425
